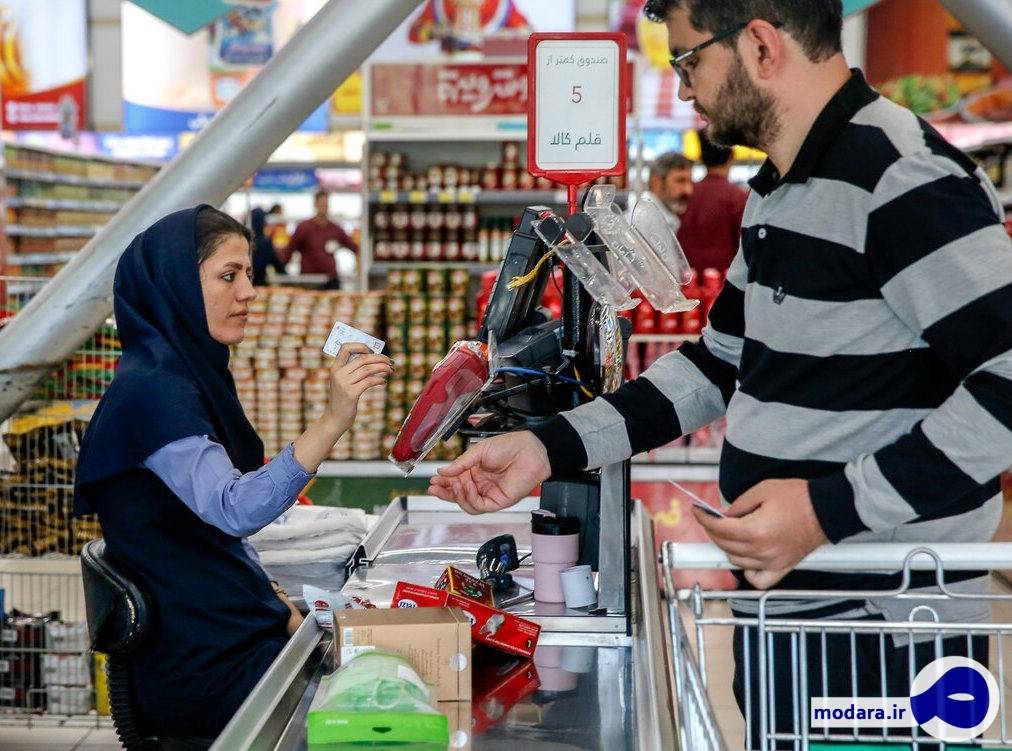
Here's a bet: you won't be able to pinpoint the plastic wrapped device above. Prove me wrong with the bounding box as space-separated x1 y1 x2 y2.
584 185 699 314
390 340 489 474
306 652 449 749
531 212 639 311
303 585 375 630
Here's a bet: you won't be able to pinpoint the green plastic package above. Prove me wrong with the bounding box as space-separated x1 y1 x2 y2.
306 651 449 750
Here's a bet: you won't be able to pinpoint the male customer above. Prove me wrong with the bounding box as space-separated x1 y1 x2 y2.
678 129 747 272
280 190 359 289
429 0 1012 746
637 150 694 235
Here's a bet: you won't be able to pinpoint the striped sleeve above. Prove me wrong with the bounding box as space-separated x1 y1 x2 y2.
530 251 745 474
808 155 1012 542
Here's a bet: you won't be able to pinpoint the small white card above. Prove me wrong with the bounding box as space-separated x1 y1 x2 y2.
668 479 726 519
322 321 385 357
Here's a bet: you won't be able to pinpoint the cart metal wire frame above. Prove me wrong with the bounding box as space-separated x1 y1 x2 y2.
1 276 116 725
663 541 1012 751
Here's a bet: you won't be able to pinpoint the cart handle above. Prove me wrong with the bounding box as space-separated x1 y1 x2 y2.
663 542 1012 571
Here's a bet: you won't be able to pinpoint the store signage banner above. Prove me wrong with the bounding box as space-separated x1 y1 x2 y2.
127 0 231 35
370 60 634 119
530 35 627 177
371 0 576 60
0 0 87 131
371 62 529 117
123 1 327 133
252 168 318 192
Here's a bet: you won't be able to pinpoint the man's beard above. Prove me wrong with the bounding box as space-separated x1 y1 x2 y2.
700 53 780 150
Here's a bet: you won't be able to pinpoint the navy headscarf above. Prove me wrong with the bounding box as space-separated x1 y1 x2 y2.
75 206 263 514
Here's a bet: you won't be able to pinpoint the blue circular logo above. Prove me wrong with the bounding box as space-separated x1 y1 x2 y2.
909 657 998 741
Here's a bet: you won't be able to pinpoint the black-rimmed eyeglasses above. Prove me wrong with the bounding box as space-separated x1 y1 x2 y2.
669 21 782 89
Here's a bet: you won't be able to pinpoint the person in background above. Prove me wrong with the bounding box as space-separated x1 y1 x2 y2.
250 207 285 286
279 190 359 289
74 206 392 738
640 150 695 235
677 129 748 273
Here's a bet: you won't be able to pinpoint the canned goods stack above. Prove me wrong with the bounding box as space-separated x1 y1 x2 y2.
232 287 385 458
381 268 472 461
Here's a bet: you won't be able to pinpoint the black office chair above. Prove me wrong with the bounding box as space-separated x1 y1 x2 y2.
81 539 215 751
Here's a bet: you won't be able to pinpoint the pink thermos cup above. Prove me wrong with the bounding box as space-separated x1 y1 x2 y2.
531 513 580 603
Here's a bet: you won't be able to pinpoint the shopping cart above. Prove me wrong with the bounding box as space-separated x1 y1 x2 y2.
663 541 1012 751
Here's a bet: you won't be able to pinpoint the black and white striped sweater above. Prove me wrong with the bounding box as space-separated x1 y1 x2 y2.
532 71 1012 592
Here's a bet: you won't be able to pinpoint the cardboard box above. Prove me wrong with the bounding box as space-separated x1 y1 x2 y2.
435 566 494 607
392 582 541 660
439 700 472 751
333 606 471 702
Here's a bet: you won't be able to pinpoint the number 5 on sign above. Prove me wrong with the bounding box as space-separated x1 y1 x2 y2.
527 32 629 186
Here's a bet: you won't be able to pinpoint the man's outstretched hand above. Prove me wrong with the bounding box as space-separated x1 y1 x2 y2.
428 431 551 514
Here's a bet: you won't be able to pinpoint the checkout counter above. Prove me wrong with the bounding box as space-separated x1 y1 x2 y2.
212 201 687 749
210 496 677 750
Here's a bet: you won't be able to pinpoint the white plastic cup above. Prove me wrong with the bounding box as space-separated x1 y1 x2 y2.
560 564 596 609
561 646 596 674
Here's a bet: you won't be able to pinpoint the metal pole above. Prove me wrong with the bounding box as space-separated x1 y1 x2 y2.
940 0 1012 70
0 0 422 419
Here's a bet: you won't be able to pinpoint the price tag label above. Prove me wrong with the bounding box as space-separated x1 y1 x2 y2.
378 190 398 204
529 35 626 177
408 190 427 204
457 190 475 204
437 190 455 204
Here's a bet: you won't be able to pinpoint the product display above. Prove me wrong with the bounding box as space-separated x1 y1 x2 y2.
0 403 101 556
382 268 472 463
1 144 158 276
231 286 385 458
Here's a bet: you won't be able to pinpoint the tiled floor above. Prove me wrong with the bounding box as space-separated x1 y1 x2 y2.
0 726 120 751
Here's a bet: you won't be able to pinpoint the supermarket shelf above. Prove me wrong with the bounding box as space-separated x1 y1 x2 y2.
317 450 720 479
3 139 160 166
264 160 361 171
6 224 98 238
629 334 701 344
4 167 148 190
369 261 499 272
366 125 528 143
369 189 627 206
3 251 77 265
5 196 123 212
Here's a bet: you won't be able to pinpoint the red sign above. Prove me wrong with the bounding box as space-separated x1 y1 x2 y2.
0 1 88 132
371 62 528 117
527 32 629 189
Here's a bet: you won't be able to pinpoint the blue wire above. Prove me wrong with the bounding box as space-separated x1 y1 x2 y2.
493 367 589 387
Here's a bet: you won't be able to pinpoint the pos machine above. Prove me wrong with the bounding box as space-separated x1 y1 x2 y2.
388 33 698 622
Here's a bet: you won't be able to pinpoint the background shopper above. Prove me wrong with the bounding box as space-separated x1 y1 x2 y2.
280 190 359 289
638 150 695 234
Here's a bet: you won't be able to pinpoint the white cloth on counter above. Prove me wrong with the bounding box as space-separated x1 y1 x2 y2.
248 504 376 565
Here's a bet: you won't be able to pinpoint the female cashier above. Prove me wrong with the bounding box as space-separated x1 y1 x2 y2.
73 206 393 737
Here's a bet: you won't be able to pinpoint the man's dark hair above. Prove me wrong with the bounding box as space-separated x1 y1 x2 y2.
651 150 694 181
314 189 329 202
195 206 252 265
698 129 734 168
643 0 843 63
